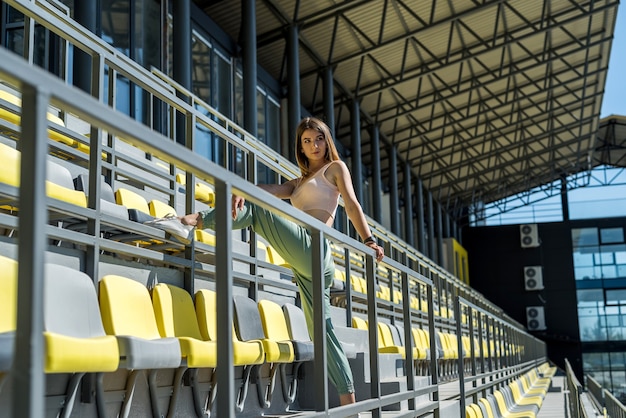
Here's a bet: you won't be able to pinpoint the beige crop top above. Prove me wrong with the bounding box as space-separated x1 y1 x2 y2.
290 162 340 218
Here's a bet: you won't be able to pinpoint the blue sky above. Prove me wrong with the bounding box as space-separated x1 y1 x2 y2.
601 6 626 118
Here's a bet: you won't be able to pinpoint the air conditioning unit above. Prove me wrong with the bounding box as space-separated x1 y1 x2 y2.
520 224 540 248
526 306 546 331
524 266 544 291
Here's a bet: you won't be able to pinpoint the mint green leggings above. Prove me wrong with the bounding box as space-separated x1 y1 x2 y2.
199 202 355 395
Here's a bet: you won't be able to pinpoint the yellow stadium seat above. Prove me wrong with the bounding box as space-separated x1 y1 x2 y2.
0 142 87 209
0 255 17 384
259 300 313 405
43 263 119 417
151 283 218 417
233 295 293 408
98 275 181 417
0 90 92 155
194 289 264 412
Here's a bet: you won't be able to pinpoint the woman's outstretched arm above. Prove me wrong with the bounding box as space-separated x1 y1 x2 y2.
329 161 384 262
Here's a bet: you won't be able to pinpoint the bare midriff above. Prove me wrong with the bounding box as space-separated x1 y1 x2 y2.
304 209 335 226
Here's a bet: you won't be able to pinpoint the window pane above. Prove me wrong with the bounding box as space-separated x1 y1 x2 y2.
606 289 626 304
572 228 599 247
601 228 624 244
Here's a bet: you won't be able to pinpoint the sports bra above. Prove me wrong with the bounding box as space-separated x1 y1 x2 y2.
290 162 340 218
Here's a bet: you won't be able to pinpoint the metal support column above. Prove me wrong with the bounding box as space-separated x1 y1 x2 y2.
416 179 426 254
371 125 382 223
427 190 435 260
389 146 400 235
242 0 257 137
173 0 191 145
561 175 570 221
73 0 97 94
436 201 444 265
287 24 300 160
351 100 362 204
323 67 335 136
403 162 414 247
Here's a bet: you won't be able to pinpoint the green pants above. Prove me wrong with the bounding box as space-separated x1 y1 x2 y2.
199 202 355 395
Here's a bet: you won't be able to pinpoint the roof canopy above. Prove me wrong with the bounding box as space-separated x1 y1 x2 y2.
197 0 619 217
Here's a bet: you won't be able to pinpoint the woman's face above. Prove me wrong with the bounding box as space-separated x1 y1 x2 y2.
300 128 327 163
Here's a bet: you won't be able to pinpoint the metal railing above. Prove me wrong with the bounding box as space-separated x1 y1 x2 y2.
587 374 626 418
0 1 555 416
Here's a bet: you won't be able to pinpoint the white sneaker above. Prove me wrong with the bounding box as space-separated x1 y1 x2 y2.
144 214 195 245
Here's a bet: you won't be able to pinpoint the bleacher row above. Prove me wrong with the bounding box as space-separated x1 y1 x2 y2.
465 363 557 418
0 254 323 416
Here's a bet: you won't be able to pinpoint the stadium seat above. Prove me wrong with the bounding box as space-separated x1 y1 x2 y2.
194 289 264 412
115 187 154 223
0 142 87 209
278 302 317 403
43 263 119 417
492 389 537 417
73 174 128 220
233 295 293 408
0 255 17 392
151 283 217 418
0 89 87 153
507 379 543 408
98 275 182 418
377 322 405 357
175 173 215 206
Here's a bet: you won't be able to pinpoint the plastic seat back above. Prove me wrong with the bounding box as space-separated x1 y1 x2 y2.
233 295 266 342
148 199 177 218
43 263 119 373
99 275 162 340
352 316 368 331
282 303 311 342
0 142 20 188
151 283 203 340
115 187 150 214
0 255 17 371
258 299 292 342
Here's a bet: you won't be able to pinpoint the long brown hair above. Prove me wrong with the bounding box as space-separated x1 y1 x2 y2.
295 117 341 177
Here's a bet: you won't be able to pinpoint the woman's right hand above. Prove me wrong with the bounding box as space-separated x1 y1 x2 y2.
232 195 245 219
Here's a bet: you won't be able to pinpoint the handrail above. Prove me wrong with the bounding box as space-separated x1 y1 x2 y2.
0 1 556 416
604 389 626 418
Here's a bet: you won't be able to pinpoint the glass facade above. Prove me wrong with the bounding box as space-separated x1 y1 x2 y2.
574 226 626 402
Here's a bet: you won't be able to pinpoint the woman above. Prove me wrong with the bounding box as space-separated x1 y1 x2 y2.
180 116 384 407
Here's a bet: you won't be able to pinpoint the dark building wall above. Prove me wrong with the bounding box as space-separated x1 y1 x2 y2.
463 221 582 378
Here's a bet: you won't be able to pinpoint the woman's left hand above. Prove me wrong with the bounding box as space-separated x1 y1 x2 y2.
366 241 384 262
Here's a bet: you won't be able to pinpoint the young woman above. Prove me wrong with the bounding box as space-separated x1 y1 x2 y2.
180 116 384 407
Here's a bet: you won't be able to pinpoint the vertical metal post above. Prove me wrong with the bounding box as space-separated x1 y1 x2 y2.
371 125 382 223
416 179 426 254
287 24 300 160
426 190 435 260
12 85 48 418
455 297 466 413
215 180 234 416
311 230 328 411
401 254 415 411
426 282 440 418
242 0 257 137
389 146 399 235
436 202 444 266
403 162 414 246
323 67 335 135
173 0 191 145
351 100 362 204
73 0 97 93
366 254 381 418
